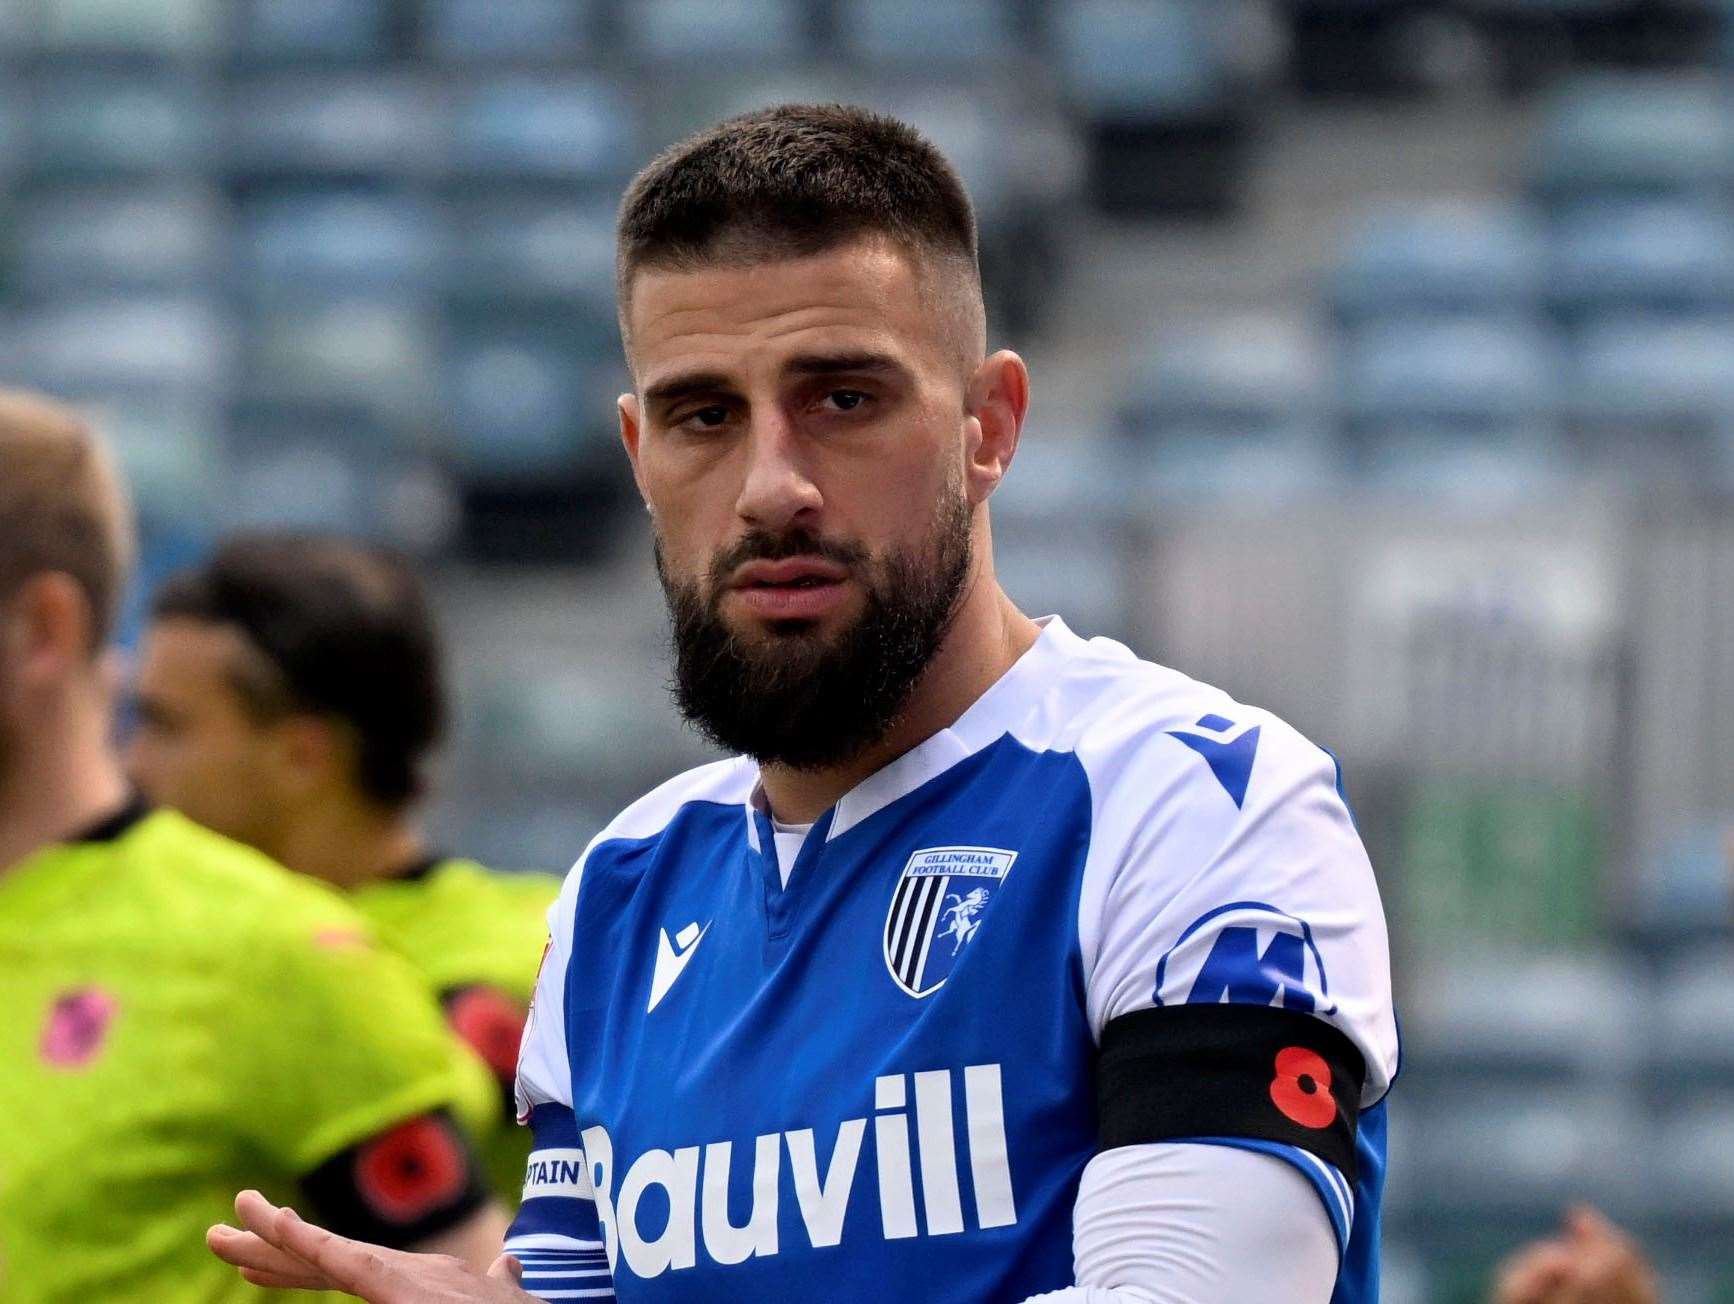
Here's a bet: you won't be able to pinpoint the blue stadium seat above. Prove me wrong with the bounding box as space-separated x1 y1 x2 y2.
228 75 445 178
1054 0 1228 121
450 193 617 310
18 296 231 394
1332 201 1546 324
1357 429 1574 502
1655 1098 1734 1218
235 0 389 61
1341 315 1563 435
15 184 224 290
1401 950 1640 1077
1547 200 1734 320
1567 315 1734 430
1121 317 1329 435
1399 1082 1638 1215
451 76 636 182
1141 428 1343 505
445 332 602 478
625 0 810 62
84 395 225 530
1656 948 1734 1081
834 0 1016 67
29 75 213 175
39 0 221 57
239 193 446 294
1533 73 1734 200
248 301 436 417
423 0 595 62
1630 820 1733 941
224 441 376 533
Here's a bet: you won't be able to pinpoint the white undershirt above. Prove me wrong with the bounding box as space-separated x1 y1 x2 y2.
770 818 813 889
1020 1143 1339 1303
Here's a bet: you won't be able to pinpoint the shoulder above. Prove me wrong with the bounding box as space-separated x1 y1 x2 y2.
1010 623 1334 826
122 809 369 942
544 755 755 945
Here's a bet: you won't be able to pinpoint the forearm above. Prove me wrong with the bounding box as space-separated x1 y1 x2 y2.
1019 1143 1339 1304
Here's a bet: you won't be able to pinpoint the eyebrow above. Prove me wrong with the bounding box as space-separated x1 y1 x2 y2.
641 352 912 411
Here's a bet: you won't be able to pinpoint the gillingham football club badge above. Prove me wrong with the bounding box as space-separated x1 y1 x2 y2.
883 846 1017 997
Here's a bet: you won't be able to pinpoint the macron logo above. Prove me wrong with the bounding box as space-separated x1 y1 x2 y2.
648 921 710 1013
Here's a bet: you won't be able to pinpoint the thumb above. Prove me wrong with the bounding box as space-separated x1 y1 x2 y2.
1565 1204 1619 1243
486 1253 523 1282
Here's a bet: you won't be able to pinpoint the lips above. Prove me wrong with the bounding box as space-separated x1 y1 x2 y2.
728 557 852 620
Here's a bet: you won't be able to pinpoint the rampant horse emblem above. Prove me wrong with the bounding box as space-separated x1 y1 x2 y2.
883 846 1017 998
939 887 992 955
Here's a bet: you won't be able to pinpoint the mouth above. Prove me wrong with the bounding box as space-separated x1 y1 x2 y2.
728 558 852 620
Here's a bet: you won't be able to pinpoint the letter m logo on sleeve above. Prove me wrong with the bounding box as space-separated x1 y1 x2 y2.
1153 903 1337 1016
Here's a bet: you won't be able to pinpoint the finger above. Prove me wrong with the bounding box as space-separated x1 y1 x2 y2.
206 1224 330 1287
1565 1204 1620 1244
487 1254 524 1282
269 1205 408 1296
240 1265 340 1292
1494 1244 1573 1304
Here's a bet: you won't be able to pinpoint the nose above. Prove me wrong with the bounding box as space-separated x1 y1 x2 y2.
733 410 822 535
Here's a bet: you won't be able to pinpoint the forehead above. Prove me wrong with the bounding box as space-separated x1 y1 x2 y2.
139 618 250 686
624 238 946 387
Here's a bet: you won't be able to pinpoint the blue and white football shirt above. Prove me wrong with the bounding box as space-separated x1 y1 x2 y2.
508 617 1398 1302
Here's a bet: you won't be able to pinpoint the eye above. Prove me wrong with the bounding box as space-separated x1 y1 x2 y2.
679 405 731 430
823 389 869 413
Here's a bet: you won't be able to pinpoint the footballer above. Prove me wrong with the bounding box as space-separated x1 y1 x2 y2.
211 105 1397 1303
0 391 512 1300
128 533 561 1201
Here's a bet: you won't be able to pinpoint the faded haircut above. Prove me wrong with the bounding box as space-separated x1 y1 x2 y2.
616 103 983 347
0 389 133 653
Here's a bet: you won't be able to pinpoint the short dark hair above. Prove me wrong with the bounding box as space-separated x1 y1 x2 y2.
152 534 445 810
616 103 980 311
0 388 132 653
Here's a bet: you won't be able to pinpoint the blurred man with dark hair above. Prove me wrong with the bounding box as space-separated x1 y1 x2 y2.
128 533 559 1200
0 390 510 1301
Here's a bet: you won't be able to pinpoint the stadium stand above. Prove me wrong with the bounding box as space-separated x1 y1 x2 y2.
5 3 1734 1297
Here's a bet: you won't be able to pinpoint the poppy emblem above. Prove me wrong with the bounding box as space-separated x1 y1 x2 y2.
1269 1045 1336 1129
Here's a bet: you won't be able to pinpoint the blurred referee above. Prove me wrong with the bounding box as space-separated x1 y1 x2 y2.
0 391 510 1300
127 533 560 1202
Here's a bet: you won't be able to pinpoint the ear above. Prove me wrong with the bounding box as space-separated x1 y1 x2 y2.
618 391 651 506
268 715 347 800
962 350 1030 505
5 572 97 688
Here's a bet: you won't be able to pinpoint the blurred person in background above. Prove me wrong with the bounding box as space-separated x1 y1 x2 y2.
0 390 510 1301
1494 1206 1658 1304
126 533 561 1202
208 105 1395 1304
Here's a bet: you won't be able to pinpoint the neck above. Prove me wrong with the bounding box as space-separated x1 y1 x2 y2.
265 795 426 892
0 703 129 878
758 577 1040 824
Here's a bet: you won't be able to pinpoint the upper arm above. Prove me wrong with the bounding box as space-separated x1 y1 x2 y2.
1076 707 1397 1236
233 911 497 1176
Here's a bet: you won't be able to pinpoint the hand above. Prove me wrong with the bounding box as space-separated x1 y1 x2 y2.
1493 1205 1658 1304
208 1190 535 1302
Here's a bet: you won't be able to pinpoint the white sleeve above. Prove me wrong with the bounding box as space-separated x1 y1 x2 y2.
1017 1144 1338 1304
514 849 586 1117
1078 706 1398 1104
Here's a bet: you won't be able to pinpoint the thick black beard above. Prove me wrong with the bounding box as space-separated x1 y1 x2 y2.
660 501 972 770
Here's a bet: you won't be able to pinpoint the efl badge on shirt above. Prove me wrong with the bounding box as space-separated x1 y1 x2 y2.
884 846 1017 998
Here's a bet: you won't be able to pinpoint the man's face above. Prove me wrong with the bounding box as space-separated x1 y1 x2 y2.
126 618 288 849
620 237 982 767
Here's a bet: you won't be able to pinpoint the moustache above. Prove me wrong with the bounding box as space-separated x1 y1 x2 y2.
707 529 868 591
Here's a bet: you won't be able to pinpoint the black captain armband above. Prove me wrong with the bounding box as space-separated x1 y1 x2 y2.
301 1109 489 1248
1096 1004 1366 1181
